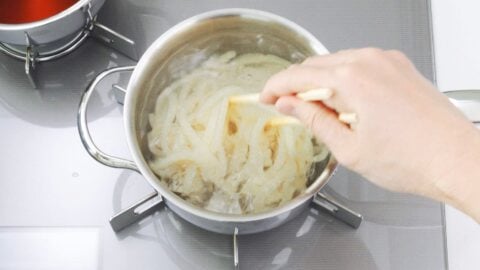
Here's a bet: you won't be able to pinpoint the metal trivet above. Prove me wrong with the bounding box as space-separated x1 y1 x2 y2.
0 3 137 88
109 187 362 270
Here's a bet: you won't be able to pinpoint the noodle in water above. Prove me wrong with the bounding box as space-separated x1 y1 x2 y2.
148 51 327 214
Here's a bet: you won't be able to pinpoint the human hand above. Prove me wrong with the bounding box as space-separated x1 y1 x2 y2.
261 48 480 221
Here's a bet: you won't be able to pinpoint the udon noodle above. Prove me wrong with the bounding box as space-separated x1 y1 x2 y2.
147 51 327 214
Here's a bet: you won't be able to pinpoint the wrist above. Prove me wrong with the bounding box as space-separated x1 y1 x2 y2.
430 126 480 222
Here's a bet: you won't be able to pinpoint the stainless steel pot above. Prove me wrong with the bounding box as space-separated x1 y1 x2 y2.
78 9 362 235
0 0 105 45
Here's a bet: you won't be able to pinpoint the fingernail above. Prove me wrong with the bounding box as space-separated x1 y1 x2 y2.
275 98 296 116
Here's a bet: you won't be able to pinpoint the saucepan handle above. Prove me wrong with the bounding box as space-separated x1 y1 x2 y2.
77 66 139 172
444 89 480 124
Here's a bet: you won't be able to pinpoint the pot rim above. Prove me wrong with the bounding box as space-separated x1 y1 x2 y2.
0 0 90 30
124 8 337 223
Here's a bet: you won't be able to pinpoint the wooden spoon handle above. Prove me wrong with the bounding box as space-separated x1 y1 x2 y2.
229 88 357 125
229 88 333 104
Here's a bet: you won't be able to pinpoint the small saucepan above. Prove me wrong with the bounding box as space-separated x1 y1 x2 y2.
0 0 105 45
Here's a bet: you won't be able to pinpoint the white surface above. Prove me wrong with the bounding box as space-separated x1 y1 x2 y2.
0 228 100 270
431 1 480 270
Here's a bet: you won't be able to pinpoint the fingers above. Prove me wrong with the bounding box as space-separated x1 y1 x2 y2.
261 48 397 107
260 65 339 104
260 64 351 112
260 49 367 105
275 96 353 153
301 49 355 67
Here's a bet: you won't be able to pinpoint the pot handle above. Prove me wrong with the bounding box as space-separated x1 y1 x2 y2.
444 89 480 124
77 66 139 172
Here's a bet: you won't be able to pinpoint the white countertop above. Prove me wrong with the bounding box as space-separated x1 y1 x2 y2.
431 1 480 269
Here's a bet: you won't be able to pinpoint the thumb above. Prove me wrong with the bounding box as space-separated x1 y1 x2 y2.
275 96 353 153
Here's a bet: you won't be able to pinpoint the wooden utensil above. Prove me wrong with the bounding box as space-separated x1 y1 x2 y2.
229 88 357 125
